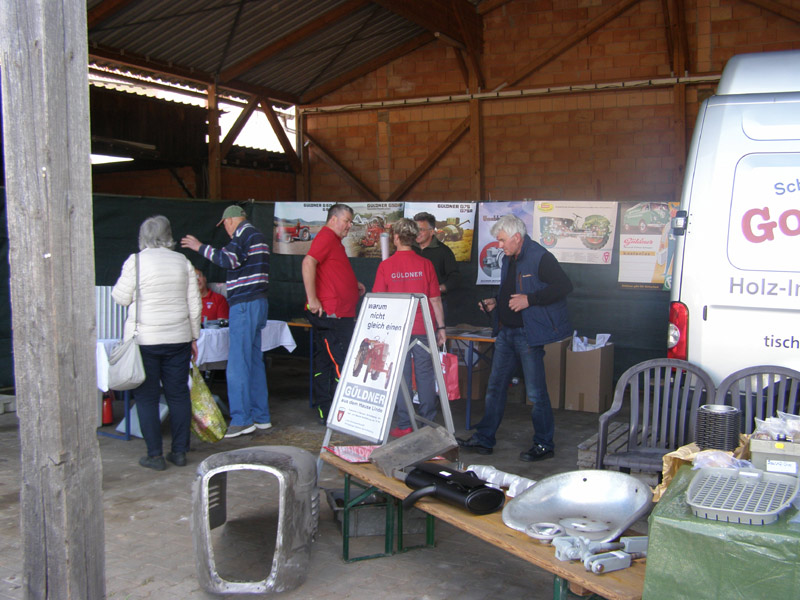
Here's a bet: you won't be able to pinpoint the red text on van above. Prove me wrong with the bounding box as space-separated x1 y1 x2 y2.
742 207 800 242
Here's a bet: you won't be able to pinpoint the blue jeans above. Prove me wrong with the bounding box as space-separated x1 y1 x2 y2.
397 336 438 429
227 298 270 427
137 342 192 456
472 327 555 450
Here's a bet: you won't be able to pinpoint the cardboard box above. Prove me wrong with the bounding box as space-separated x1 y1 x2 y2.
524 337 570 409
458 364 490 401
749 438 800 476
564 341 614 412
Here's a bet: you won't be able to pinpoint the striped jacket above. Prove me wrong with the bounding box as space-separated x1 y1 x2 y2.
200 221 269 307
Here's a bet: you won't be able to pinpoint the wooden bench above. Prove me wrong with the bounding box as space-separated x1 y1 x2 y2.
321 451 645 600
577 422 658 487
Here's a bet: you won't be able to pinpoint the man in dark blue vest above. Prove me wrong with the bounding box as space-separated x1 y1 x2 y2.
458 214 572 460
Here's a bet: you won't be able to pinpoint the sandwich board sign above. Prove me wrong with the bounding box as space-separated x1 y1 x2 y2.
323 292 454 445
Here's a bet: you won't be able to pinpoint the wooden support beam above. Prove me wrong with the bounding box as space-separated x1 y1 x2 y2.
219 0 368 82
496 0 642 90
451 0 485 90
259 99 303 174
477 0 514 14
741 0 800 23
673 83 687 203
220 95 259 159
454 49 471 90
386 117 470 203
469 99 483 202
373 0 480 46
300 32 435 104
662 0 689 74
87 0 138 29
0 1 105 596
207 84 222 200
89 45 299 105
305 132 380 201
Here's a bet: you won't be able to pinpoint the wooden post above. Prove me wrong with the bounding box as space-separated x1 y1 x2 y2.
0 2 105 598
207 83 222 200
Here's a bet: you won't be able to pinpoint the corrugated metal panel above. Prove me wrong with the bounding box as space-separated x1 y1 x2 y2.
87 0 449 102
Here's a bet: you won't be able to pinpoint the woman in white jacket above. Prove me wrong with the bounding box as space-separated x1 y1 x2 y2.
113 216 202 471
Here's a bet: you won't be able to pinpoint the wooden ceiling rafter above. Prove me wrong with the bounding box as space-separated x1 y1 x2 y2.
299 32 436 104
451 0 485 90
220 95 259 159
87 0 139 30
476 0 514 15
742 0 800 24
304 133 380 201
662 0 690 74
88 44 299 105
373 0 480 47
495 0 643 91
218 0 369 83
259 98 302 173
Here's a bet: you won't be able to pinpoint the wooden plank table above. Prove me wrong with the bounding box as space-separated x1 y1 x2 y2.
321 451 645 600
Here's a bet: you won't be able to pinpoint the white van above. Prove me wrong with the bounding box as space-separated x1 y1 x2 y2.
667 50 800 384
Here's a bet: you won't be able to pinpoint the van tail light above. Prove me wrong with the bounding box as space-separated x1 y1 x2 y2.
668 301 688 360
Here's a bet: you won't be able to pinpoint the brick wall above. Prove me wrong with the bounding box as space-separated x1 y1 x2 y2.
304 0 800 204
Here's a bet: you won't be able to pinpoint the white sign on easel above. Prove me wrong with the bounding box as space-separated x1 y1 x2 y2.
322 292 454 446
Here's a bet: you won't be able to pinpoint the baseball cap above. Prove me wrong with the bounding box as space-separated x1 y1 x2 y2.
216 205 247 226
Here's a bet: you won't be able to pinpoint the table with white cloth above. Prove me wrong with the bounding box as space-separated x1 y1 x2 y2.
96 320 296 439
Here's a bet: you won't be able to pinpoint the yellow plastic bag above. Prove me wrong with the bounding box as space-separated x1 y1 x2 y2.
190 362 227 442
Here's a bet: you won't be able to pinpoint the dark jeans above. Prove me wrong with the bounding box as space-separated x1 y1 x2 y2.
398 336 438 429
136 342 192 456
472 327 555 450
306 311 355 420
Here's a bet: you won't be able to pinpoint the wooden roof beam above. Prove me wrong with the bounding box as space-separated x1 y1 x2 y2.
88 44 299 105
259 99 302 174
373 0 480 48
300 32 435 104
220 95 259 159
218 0 369 83
663 0 690 74
304 133 380 201
495 0 642 91
742 0 800 23
87 0 138 30
386 116 469 203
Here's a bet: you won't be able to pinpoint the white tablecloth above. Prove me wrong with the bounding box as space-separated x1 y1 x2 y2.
96 320 296 392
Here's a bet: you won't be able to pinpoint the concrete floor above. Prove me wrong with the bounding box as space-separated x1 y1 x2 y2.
0 356 645 599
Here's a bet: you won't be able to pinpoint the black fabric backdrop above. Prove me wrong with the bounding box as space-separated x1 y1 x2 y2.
0 191 669 389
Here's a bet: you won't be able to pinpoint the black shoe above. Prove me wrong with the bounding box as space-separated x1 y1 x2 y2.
139 455 167 471
457 436 493 455
166 452 187 467
519 444 554 462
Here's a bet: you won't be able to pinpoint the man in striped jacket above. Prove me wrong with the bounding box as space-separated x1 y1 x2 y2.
182 205 272 438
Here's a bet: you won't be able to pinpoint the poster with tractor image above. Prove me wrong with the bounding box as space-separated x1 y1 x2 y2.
475 201 535 285
327 294 417 443
345 202 405 258
272 202 332 255
532 201 617 265
403 202 476 261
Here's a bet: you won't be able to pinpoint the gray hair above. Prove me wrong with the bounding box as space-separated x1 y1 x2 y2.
138 215 176 250
490 214 527 239
327 203 353 222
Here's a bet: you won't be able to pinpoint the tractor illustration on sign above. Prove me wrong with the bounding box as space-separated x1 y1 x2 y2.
360 217 390 247
352 337 393 389
539 214 611 250
435 218 471 242
277 220 311 243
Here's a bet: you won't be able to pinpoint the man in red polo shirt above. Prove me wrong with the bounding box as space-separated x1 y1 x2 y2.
302 204 365 423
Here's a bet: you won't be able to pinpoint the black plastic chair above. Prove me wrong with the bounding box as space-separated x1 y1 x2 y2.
714 365 800 434
595 358 716 475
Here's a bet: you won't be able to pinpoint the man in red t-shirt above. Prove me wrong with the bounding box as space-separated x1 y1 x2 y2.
373 218 447 437
302 204 365 422
195 268 229 322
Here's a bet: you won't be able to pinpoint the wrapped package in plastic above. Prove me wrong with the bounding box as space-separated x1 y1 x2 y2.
190 363 227 442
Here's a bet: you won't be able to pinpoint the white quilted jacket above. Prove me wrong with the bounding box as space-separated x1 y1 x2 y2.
112 248 202 345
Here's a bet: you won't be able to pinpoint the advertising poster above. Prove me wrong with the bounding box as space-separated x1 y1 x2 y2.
403 202 476 261
327 294 416 443
617 201 679 290
345 202 404 258
532 201 617 265
272 202 332 256
475 201 535 285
